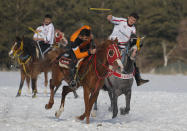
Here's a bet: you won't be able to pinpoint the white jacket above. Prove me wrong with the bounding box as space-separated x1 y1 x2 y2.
109 16 136 48
33 23 54 45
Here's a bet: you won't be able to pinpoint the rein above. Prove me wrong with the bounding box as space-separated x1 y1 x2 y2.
76 55 94 81
17 56 31 76
12 41 24 57
93 54 113 94
12 40 31 76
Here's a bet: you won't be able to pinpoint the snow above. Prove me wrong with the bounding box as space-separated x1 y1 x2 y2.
0 72 187 131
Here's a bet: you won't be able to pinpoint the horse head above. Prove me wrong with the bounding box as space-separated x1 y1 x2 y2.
128 34 144 61
123 35 144 73
106 40 124 72
54 29 68 47
9 36 24 59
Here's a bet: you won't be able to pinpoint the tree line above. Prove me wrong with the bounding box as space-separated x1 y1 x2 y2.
0 0 186 72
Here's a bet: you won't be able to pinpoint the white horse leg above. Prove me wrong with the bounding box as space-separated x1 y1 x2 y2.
55 105 64 118
26 76 31 94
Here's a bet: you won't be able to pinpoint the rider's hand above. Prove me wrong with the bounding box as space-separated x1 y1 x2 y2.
90 49 96 54
107 15 112 21
36 30 42 32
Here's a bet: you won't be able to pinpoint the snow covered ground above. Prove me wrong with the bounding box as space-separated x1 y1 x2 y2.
0 71 187 131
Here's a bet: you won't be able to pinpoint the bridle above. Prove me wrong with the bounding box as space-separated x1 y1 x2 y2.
9 40 24 58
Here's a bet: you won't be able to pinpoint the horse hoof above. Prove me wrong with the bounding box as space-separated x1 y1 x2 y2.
16 94 21 97
120 108 129 115
76 116 84 121
86 119 90 124
45 104 53 110
32 94 37 98
55 111 61 118
74 94 78 99
45 104 50 110
112 115 117 119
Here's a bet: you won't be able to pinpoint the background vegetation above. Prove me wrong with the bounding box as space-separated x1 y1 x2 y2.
0 0 186 73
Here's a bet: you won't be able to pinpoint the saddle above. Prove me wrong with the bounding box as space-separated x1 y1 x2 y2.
58 53 84 70
58 53 72 69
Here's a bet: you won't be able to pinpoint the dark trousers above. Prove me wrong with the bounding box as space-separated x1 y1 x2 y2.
69 50 77 81
134 62 141 80
38 41 50 53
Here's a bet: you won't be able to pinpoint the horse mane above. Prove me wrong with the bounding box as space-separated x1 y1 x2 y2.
96 39 114 57
14 36 37 58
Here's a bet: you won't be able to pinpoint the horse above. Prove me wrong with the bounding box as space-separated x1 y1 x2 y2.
45 39 123 124
8 36 61 97
9 35 78 98
92 36 142 118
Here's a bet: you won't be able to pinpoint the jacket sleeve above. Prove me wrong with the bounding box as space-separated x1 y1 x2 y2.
110 16 127 25
72 47 89 59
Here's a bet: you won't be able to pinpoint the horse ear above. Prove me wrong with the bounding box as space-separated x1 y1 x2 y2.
114 38 118 43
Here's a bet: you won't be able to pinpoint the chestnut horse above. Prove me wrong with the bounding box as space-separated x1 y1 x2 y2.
45 39 123 124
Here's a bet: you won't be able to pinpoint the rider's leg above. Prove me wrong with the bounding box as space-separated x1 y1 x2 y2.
38 41 50 58
69 52 77 89
134 63 149 86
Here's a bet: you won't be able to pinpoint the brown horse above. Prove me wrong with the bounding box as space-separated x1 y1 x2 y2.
45 39 123 124
8 36 63 97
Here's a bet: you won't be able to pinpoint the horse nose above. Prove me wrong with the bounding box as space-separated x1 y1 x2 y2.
114 59 124 72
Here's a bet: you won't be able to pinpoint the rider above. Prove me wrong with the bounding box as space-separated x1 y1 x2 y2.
33 14 55 58
68 25 96 89
107 12 149 86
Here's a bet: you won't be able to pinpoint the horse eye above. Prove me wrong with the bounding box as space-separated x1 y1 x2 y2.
108 50 114 57
55 33 59 37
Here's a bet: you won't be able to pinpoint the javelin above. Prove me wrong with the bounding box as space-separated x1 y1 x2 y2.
89 8 112 11
28 26 38 34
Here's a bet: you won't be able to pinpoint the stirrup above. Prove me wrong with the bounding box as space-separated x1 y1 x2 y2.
69 80 77 90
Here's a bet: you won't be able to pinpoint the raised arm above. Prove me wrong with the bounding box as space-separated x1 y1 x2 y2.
107 15 127 25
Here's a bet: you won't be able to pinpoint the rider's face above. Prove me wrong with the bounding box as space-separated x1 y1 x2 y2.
79 35 89 41
44 18 51 25
127 16 137 26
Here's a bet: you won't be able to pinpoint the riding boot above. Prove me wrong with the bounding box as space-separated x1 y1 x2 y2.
134 64 149 86
69 62 77 90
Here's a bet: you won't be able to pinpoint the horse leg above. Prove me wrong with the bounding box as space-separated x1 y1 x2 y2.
120 91 131 115
55 86 73 118
112 94 118 118
45 79 57 109
91 95 98 117
44 72 48 94
16 70 25 97
31 77 38 98
54 85 61 95
26 75 31 94
108 90 113 112
73 90 78 98
77 87 89 121
86 91 100 124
